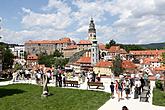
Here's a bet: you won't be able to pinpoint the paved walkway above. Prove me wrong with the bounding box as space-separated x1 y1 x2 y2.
98 78 165 110
0 78 165 110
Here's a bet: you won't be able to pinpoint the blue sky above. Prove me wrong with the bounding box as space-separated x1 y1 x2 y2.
0 0 165 44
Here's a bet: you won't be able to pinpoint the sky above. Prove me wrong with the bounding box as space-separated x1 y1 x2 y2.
0 0 165 45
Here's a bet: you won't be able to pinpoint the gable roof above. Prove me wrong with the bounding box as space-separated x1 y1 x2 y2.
77 40 92 45
99 44 107 50
108 46 120 53
129 50 165 56
95 60 113 67
108 46 127 54
142 57 160 65
25 37 71 44
76 57 91 64
154 66 165 71
122 60 137 69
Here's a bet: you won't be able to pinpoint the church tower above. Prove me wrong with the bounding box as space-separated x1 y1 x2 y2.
89 18 99 66
88 18 96 41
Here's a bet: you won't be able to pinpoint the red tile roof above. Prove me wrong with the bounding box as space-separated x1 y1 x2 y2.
130 50 165 56
25 37 71 44
122 60 137 69
59 37 71 43
107 46 127 54
108 46 120 53
142 57 159 64
95 60 113 67
63 45 77 50
76 57 91 64
77 40 92 45
99 44 107 50
27 54 38 60
154 66 165 71
119 48 127 54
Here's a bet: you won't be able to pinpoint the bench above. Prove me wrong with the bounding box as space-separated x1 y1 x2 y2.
65 80 80 88
140 90 150 102
87 82 105 89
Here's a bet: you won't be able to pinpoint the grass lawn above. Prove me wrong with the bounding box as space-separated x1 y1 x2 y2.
0 84 110 110
153 88 165 106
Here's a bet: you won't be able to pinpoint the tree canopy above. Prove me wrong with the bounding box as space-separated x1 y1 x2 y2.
38 50 68 67
112 54 123 76
162 52 165 65
120 44 145 52
53 49 64 57
0 44 14 70
105 39 116 49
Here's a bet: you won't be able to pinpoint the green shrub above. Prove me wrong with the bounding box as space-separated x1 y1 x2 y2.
155 80 163 90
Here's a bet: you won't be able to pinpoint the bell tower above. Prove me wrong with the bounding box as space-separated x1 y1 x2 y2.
88 18 96 41
89 18 99 66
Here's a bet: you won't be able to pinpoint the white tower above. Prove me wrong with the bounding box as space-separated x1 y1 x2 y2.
88 18 96 42
89 18 99 65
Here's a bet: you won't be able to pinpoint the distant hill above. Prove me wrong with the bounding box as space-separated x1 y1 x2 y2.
138 42 165 49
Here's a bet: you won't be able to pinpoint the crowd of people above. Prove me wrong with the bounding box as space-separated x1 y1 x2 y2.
110 74 149 102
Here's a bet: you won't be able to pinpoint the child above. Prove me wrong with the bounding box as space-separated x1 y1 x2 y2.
110 82 115 98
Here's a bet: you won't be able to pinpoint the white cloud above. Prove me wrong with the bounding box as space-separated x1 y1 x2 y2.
2 0 165 44
72 0 108 26
21 9 72 29
105 0 165 44
46 0 71 14
1 28 67 44
22 7 31 13
76 25 88 33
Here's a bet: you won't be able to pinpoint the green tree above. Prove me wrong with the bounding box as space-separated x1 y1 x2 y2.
112 54 123 76
2 48 14 69
105 39 116 49
38 55 54 67
109 39 116 46
53 58 69 68
53 49 63 57
162 52 165 65
38 54 69 68
120 44 145 52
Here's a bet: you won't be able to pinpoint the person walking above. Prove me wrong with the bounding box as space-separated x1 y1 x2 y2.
62 74 66 87
115 80 120 101
118 80 124 100
134 84 139 99
58 73 62 87
125 79 130 99
53 68 59 87
140 77 145 92
110 82 115 98
129 78 134 94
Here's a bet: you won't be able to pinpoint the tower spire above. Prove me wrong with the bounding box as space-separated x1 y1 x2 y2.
88 18 96 41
